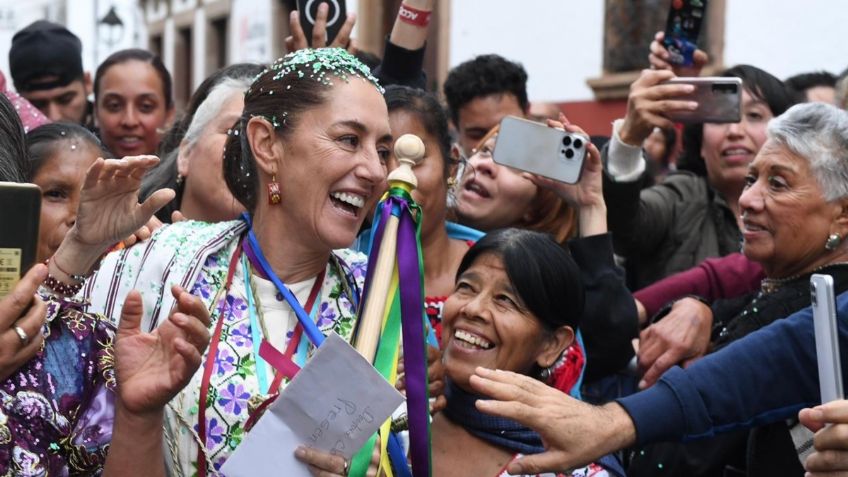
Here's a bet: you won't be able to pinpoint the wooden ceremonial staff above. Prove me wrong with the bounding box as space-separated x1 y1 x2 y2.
354 133 424 361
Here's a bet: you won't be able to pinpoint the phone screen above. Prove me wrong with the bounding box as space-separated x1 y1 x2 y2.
663 0 708 66
0 183 40 298
296 0 348 46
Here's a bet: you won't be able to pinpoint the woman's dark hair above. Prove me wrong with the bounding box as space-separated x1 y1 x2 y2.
26 123 110 181
140 63 264 223
223 49 380 212
93 49 173 110
0 94 28 183
677 64 798 175
456 228 584 332
158 63 264 156
384 85 452 178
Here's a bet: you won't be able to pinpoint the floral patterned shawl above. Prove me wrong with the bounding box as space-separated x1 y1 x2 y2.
0 298 116 476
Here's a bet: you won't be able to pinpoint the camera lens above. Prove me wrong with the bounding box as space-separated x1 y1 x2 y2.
562 136 572 147
573 138 583 149
565 149 574 159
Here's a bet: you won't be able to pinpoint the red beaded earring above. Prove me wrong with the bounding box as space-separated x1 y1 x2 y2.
268 174 282 205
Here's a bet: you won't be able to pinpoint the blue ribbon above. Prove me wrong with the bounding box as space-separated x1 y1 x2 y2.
241 213 325 347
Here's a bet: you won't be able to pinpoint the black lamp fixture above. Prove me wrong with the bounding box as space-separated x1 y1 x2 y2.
98 5 125 48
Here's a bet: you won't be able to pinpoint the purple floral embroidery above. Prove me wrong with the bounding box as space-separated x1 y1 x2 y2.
218 382 250 415
224 296 248 323
229 323 251 347
316 302 337 328
349 261 367 283
201 418 225 448
191 275 214 300
215 348 237 376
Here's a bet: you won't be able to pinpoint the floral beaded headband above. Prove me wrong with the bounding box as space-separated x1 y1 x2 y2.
238 48 384 131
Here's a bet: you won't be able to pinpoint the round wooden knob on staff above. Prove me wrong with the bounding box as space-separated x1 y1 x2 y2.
354 133 424 362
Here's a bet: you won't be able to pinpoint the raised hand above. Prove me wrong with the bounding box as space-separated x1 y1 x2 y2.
648 31 709 77
0 264 48 381
69 156 174 251
637 297 713 389
114 286 210 415
618 69 697 147
525 115 606 237
285 2 357 53
470 367 636 474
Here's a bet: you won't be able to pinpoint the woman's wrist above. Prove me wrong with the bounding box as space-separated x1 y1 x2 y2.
52 231 108 280
578 203 608 237
389 0 435 50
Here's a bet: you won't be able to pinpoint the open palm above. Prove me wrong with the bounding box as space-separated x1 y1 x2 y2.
115 287 211 414
71 156 175 249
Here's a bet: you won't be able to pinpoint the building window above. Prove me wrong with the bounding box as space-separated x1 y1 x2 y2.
208 15 228 75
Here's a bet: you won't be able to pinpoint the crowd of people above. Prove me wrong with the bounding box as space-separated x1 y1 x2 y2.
2 1 848 476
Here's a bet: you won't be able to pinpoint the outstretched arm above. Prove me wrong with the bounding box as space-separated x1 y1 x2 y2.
470 367 636 474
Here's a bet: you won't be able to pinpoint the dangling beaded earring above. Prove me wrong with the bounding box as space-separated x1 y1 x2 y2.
826 233 842 251
268 174 282 205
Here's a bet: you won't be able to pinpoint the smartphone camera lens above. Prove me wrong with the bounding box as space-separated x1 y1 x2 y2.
573 138 583 149
565 149 575 159
562 136 572 147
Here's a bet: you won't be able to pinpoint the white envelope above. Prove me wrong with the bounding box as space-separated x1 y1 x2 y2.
221 333 405 476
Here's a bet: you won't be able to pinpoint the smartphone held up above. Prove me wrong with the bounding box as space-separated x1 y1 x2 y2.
0 183 40 298
493 116 588 184
661 76 741 124
663 0 708 67
297 0 348 46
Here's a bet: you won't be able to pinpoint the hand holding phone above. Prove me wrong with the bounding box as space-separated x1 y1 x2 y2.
0 183 40 298
811 274 844 403
660 77 742 124
294 0 350 48
662 0 708 67
493 116 588 184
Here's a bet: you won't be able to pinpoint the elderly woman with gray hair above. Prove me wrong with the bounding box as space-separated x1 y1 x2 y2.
141 63 264 222
619 101 848 476
459 102 848 477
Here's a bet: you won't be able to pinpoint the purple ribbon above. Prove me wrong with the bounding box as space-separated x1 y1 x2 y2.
396 197 431 476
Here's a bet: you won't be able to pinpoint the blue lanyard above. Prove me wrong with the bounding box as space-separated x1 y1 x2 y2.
242 213 325 347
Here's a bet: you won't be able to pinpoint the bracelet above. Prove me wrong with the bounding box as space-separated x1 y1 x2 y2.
47 256 88 284
43 273 84 297
398 3 431 27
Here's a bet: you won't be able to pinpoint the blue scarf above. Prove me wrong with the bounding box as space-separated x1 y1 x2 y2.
443 379 628 477
443 378 545 454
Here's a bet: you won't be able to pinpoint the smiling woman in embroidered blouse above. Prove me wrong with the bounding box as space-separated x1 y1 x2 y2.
47 49 393 476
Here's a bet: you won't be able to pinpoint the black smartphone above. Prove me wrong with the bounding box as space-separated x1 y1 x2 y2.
663 0 708 67
297 0 348 46
0 183 40 298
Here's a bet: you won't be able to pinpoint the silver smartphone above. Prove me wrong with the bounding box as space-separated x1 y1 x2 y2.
493 116 587 184
662 77 742 124
811 274 844 403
